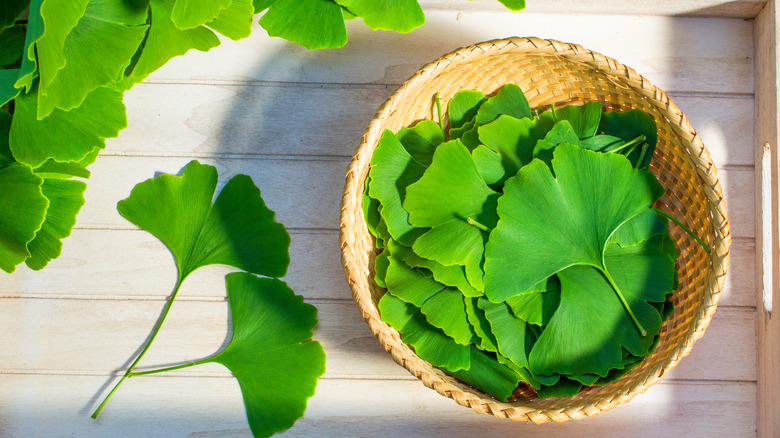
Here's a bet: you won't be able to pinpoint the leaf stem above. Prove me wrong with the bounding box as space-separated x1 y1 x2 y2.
91 274 187 419
605 134 646 154
636 142 650 169
600 267 647 336
466 217 490 232
651 207 711 253
434 93 444 133
128 359 210 377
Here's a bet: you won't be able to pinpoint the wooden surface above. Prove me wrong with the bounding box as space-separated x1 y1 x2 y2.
0 3 762 437
755 0 780 436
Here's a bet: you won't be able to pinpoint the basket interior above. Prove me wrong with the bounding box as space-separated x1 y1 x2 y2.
341 43 728 422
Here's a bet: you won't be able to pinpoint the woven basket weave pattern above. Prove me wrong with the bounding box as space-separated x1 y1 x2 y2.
339 37 731 423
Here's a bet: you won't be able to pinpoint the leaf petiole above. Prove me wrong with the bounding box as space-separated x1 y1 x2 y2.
466 217 490 232
605 134 645 154
652 207 711 253
600 267 647 336
91 273 188 419
434 93 444 133
128 359 210 377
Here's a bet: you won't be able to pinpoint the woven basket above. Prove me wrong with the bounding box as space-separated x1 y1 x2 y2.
339 37 731 423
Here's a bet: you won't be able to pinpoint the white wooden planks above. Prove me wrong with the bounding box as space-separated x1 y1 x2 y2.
0 376 757 438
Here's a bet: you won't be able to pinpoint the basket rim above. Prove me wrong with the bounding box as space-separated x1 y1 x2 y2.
339 36 731 424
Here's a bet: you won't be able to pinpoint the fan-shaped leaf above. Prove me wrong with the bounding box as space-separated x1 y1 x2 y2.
0 163 48 273
259 0 347 50
207 273 325 438
116 160 290 279
171 0 232 29
334 0 424 33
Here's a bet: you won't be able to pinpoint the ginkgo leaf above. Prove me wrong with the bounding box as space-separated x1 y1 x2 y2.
447 345 524 402
206 273 325 438
15 0 44 91
479 298 535 370
116 160 290 279
420 287 473 345
532 120 580 167
385 255 444 307
378 292 471 372
0 25 26 65
447 90 485 130
471 145 505 186
528 235 675 377
396 120 444 167
478 114 554 178
404 140 498 290
552 102 602 139
10 84 127 167
599 109 658 169
36 0 149 118
206 0 255 40
494 0 526 11
475 84 531 125
334 0 424 33
259 0 347 50
0 163 48 273
0 0 28 29
536 376 582 398
0 68 21 106
124 0 221 86
484 143 664 303
35 0 90 93
368 129 426 246
505 276 560 327
465 297 497 352
385 238 480 297
171 0 233 29
25 178 87 270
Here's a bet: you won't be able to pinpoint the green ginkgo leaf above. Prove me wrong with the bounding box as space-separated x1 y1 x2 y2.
478 114 554 178
117 160 290 279
478 298 535 370
484 143 664 303
447 90 486 130
368 129 426 246
334 0 424 33
171 0 233 29
385 238 481 297
599 109 658 169
0 163 48 273
474 84 531 125
34 0 90 93
505 276 560 327
36 0 149 118
25 178 87 270
0 69 21 106
385 255 444 307
206 0 255 40
532 120 580 167
206 273 325 438
448 345 524 402
259 0 347 50
404 140 499 290
0 0 28 29
10 84 127 167
124 0 221 86
378 292 470 371
552 102 602 139
494 0 526 11
396 120 444 167
529 235 675 377
464 297 497 352
0 25 26 65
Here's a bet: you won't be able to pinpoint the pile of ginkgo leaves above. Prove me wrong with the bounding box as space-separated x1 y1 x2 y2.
363 84 680 400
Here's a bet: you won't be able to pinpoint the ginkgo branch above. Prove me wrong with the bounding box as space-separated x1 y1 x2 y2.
91 274 188 419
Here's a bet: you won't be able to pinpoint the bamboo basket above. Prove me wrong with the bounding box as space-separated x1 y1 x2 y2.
339 37 731 423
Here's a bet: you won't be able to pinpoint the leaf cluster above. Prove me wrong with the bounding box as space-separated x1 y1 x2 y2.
93 160 325 438
254 0 525 50
0 0 261 273
365 85 680 400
